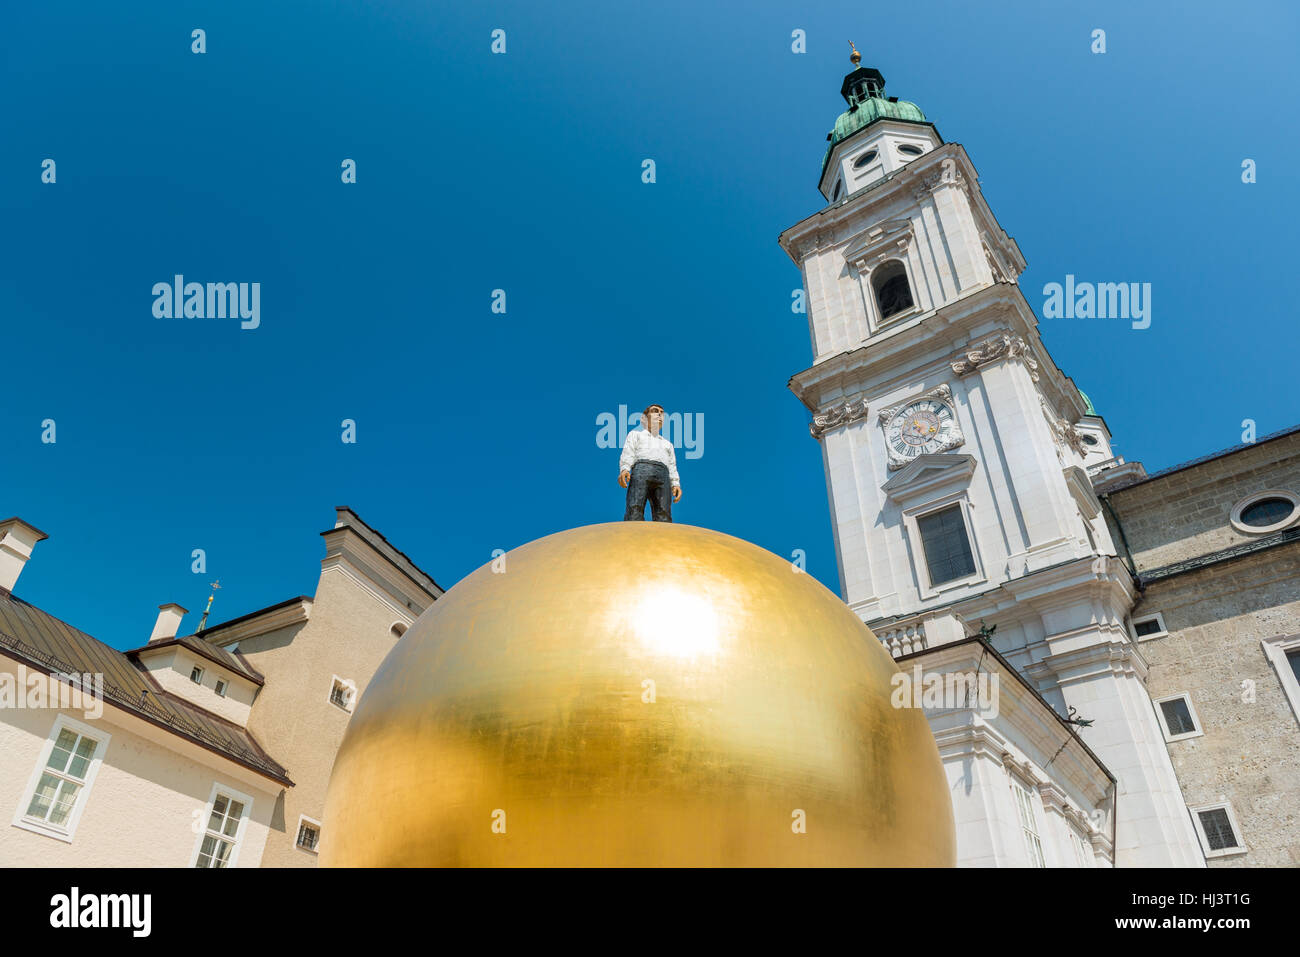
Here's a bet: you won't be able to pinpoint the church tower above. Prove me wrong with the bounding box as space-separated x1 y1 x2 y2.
781 49 1204 866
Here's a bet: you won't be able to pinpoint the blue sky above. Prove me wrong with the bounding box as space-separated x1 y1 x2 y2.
2 0 1296 650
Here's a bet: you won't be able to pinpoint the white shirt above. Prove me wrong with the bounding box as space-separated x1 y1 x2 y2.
619 430 680 489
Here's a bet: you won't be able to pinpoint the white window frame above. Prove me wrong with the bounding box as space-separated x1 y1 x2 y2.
1009 775 1046 868
1153 691 1203 742
329 675 357 713
902 493 986 598
12 714 111 843
1130 612 1168 641
189 665 204 684
845 228 926 337
295 814 322 855
1229 489 1300 535
190 782 253 868
1189 801 1247 859
1261 633 1300 727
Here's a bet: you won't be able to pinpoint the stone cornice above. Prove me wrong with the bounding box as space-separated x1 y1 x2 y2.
202 597 313 647
900 638 1114 800
788 284 1033 412
998 555 1137 610
842 218 913 269
779 143 976 264
1033 639 1151 687
932 724 1009 763
909 164 971 205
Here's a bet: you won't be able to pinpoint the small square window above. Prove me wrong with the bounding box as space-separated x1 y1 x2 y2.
1131 613 1167 641
1160 698 1196 736
190 666 204 684
1192 805 1245 857
214 679 227 697
329 677 356 712
296 820 320 852
1155 693 1202 741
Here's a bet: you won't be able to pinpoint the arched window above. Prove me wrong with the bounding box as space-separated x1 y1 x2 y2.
872 260 914 320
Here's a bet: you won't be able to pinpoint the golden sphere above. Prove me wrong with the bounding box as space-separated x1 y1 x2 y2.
322 522 954 866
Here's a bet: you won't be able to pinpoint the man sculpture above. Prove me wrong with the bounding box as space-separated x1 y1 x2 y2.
619 404 682 521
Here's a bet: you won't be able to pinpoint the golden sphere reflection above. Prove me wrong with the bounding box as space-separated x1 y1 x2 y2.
321 522 955 866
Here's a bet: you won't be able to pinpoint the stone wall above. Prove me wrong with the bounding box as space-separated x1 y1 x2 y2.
1104 432 1300 573
1131 545 1300 866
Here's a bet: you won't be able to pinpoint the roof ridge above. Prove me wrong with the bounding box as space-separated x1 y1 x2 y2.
1111 422 1300 491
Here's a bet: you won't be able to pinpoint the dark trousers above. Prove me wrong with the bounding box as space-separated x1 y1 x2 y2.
624 461 673 522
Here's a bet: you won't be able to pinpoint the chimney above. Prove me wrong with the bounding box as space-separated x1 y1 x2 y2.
0 518 49 593
150 603 189 642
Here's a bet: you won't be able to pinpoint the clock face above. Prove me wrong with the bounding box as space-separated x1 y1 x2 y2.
886 400 956 459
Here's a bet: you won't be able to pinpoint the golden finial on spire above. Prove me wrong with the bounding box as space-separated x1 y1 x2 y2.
848 40 861 66
197 579 221 632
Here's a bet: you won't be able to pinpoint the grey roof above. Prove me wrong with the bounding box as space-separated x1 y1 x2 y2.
0 587 292 786
128 633 265 686
1107 423 1300 493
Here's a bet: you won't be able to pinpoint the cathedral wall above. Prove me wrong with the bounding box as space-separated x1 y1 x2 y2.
1105 432 1300 573
1132 548 1300 866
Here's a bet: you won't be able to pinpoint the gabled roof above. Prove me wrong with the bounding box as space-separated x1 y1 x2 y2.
127 633 265 686
0 587 292 786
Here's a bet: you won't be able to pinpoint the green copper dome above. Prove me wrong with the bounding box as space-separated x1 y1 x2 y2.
1079 390 1097 416
830 96 927 147
820 61 928 177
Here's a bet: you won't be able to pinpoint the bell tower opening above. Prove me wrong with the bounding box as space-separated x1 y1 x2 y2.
872 260 914 320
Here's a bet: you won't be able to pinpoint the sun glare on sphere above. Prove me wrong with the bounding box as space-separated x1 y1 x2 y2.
630 586 725 658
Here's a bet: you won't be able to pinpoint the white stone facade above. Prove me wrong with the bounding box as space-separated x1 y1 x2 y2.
784 94 1207 866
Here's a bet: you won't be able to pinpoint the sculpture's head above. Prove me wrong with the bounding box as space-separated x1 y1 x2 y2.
642 404 665 435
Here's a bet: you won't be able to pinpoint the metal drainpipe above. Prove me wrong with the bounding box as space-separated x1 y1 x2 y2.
1101 493 1142 589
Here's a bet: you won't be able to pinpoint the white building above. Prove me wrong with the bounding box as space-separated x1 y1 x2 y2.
781 53 1209 866
0 509 441 867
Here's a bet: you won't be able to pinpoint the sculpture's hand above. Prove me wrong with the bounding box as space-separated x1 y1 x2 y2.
672 486 683 503
619 471 631 488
